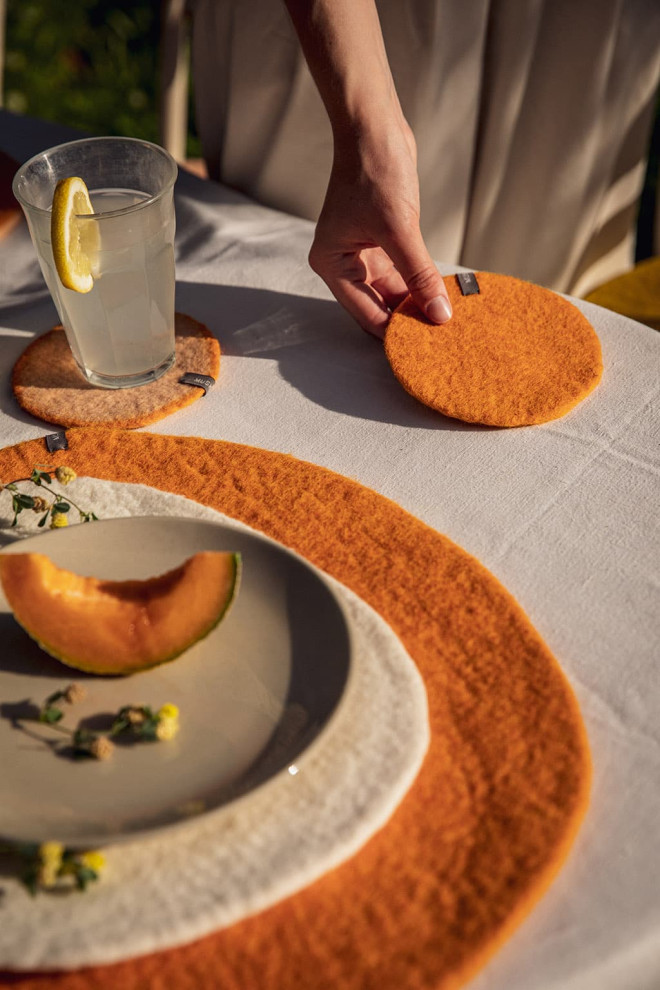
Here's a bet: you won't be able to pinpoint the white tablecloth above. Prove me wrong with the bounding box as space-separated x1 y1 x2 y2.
1 110 659 990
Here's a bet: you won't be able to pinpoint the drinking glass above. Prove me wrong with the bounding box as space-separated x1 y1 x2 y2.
13 136 178 389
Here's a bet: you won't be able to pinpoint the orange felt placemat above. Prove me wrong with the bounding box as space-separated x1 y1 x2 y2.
12 313 220 429
0 429 591 990
385 272 603 426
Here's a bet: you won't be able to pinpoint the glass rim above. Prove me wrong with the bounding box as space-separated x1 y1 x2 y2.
11 135 178 220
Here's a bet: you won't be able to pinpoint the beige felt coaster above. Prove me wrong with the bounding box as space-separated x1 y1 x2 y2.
385 272 603 427
12 313 220 429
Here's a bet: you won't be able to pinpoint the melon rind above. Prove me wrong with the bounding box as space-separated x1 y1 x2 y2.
0 550 241 675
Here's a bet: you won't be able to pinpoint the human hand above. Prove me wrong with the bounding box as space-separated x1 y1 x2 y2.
309 121 452 338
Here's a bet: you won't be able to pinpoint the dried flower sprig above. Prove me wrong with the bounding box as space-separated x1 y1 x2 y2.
111 703 180 742
4 691 179 894
0 839 106 895
38 683 86 724
0 465 98 528
16 685 180 761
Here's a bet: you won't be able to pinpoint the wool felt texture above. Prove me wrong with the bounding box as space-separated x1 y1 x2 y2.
11 313 220 429
385 272 603 427
0 428 591 990
0 150 21 241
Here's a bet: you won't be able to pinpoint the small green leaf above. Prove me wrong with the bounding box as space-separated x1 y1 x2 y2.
53 501 70 514
45 690 65 707
31 468 52 485
15 493 36 509
22 867 39 896
39 706 64 724
110 717 130 736
73 728 94 746
37 512 49 528
139 718 159 741
16 842 39 859
75 866 98 891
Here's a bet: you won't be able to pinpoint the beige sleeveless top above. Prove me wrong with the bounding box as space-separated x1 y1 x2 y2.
191 0 660 295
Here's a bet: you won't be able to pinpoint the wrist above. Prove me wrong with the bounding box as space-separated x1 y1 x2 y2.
331 107 417 186
328 62 409 142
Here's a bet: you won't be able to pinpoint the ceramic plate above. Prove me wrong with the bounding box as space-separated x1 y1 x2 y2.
0 516 351 847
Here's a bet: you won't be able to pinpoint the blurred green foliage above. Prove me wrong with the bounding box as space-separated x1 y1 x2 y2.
4 0 200 156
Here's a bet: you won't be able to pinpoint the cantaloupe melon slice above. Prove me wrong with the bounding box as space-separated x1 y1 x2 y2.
0 550 240 675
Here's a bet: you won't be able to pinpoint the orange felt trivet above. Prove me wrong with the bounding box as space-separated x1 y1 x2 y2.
0 429 591 990
385 272 603 426
11 313 220 429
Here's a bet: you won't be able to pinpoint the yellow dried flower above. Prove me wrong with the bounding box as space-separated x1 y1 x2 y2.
64 683 86 704
37 863 59 888
32 496 48 513
55 466 77 485
50 513 68 529
155 717 179 742
78 850 106 873
156 703 180 741
157 703 179 721
38 841 64 888
39 840 64 865
89 736 114 760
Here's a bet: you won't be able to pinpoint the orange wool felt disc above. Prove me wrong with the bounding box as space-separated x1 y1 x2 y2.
12 313 219 430
385 272 603 427
0 429 591 990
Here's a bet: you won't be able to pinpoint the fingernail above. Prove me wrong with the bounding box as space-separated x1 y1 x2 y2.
426 296 452 324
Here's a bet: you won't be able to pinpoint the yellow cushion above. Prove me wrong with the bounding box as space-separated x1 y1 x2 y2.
585 257 660 330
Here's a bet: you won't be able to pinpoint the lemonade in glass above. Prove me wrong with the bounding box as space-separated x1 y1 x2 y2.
13 137 178 389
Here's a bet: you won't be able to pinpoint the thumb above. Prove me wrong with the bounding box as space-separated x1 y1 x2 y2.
384 227 452 324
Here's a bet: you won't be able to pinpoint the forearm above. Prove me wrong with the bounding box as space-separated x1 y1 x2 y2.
283 0 452 334
282 0 406 146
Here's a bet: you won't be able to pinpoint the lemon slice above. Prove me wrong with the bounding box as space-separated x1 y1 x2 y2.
51 176 96 293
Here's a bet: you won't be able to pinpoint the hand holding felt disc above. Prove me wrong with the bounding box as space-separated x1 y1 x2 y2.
384 272 603 427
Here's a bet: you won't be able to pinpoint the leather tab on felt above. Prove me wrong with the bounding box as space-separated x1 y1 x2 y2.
385 272 603 426
0 428 591 990
11 313 220 429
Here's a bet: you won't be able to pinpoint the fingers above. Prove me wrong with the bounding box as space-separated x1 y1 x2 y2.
310 244 401 338
370 266 409 311
328 276 391 339
382 226 452 324
310 213 450 336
